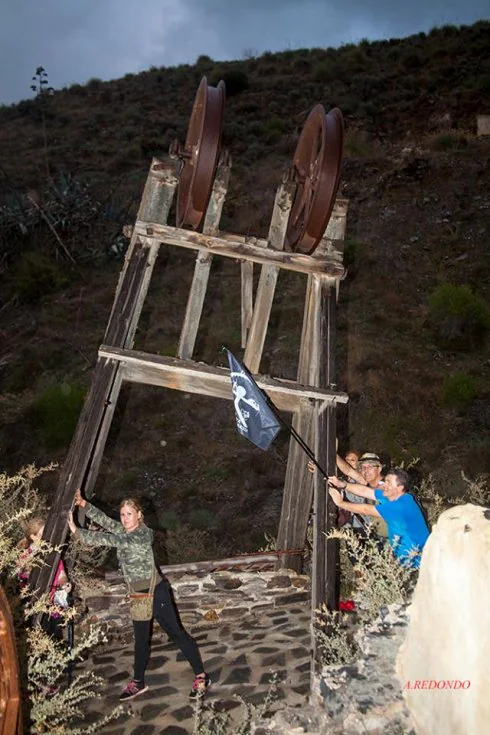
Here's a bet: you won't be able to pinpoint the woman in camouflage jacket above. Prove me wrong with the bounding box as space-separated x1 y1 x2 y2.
68 490 210 701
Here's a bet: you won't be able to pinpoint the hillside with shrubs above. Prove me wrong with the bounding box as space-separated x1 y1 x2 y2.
0 21 489 561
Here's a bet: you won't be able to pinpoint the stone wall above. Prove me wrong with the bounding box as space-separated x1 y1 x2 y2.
82 568 310 635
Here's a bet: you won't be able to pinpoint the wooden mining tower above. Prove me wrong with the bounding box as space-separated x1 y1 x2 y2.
30 78 349 672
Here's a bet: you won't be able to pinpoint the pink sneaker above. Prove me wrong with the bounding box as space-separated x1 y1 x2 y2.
119 679 148 701
189 673 211 698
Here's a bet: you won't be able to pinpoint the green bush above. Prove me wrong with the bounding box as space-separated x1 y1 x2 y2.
428 283 489 349
441 372 477 409
210 69 249 97
86 77 103 90
343 238 364 267
401 51 423 69
195 54 214 67
0 465 122 733
478 74 490 95
159 509 179 531
13 252 69 302
312 60 338 82
429 133 468 151
187 508 223 532
33 381 86 449
258 116 289 143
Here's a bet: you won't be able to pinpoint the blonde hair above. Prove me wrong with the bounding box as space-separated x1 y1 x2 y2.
119 498 144 523
18 516 46 549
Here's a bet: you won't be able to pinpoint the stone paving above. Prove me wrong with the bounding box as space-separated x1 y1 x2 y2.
83 603 312 734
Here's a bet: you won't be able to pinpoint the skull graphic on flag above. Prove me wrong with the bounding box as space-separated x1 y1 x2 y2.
226 350 282 451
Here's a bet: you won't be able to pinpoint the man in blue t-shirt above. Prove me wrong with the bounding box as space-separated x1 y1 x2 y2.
328 468 430 568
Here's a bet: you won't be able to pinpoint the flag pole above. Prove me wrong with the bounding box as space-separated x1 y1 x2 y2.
223 348 367 529
260 388 369 531
260 390 328 476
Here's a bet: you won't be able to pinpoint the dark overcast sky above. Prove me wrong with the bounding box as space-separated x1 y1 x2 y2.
1 0 488 104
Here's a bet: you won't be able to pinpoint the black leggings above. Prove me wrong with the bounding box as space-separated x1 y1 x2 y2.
133 578 203 683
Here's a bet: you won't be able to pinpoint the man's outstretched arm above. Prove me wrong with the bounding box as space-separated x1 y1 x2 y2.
336 454 366 486
328 475 376 501
328 486 381 517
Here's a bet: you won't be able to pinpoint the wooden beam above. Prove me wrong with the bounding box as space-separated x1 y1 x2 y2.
98 345 349 410
80 369 123 504
309 397 329 683
276 199 349 577
240 260 254 348
86 163 179 497
276 398 316 570
243 181 294 373
323 287 340 612
177 156 231 359
134 221 345 277
159 553 279 575
29 162 179 600
109 159 179 324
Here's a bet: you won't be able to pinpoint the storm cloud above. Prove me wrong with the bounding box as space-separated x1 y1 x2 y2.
1 0 488 104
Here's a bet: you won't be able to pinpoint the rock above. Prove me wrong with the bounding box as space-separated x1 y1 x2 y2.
84 595 113 611
315 604 413 733
212 573 243 590
274 591 308 606
397 503 490 735
266 575 292 589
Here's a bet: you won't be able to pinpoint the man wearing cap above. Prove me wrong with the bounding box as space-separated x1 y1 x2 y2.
337 452 384 490
328 468 430 568
337 452 386 535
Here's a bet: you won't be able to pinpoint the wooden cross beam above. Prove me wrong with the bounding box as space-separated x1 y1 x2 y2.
133 222 345 277
98 345 349 411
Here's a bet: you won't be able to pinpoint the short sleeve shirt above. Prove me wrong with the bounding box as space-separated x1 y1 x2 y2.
374 490 429 567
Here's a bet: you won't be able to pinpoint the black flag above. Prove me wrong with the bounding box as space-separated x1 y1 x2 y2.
226 350 282 451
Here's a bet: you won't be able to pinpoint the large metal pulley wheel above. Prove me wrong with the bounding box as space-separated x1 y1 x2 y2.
285 105 344 254
174 77 225 230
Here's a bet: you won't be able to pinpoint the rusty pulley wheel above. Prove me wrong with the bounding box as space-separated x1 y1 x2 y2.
285 105 344 254
174 77 225 230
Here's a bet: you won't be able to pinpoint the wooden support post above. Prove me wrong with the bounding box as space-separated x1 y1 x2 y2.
243 181 294 372
178 156 231 359
240 261 254 347
80 370 123 502
84 163 178 498
310 283 339 694
276 275 330 572
310 400 328 671
110 159 179 323
323 286 340 611
29 162 178 599
276 198 348 578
